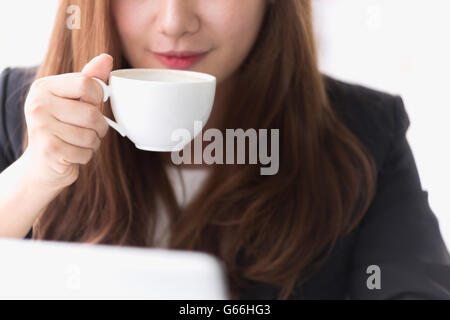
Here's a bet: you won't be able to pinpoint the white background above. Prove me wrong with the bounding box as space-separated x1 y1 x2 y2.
0 0 449 247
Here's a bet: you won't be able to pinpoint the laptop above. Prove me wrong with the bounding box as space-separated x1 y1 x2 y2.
0 238 229 299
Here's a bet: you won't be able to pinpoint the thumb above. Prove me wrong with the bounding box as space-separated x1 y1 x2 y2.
81 53 113 82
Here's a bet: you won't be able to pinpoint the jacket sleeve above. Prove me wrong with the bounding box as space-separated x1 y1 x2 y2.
0 67 33 240
0 67 14 173
347 95 450 299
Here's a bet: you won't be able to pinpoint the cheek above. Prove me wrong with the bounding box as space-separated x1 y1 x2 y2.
204 2 266 74
112 1 150 47
222 17 262 59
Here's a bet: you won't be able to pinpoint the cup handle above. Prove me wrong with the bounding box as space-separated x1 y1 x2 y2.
92 77 127 137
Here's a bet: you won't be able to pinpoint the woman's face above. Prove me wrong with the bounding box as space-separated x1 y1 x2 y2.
112 0 268 84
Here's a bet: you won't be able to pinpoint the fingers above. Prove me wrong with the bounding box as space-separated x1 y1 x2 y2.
21 54 115 185
81 53 113 83
28 111 101 152
35 53 113 105
38 132 95 169
36 73 105 106
28 92 109 139
48 116 101 151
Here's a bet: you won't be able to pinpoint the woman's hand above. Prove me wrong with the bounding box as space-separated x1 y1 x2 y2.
21 54 113 191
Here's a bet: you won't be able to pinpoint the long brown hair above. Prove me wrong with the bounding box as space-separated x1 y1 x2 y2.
23 0 376 299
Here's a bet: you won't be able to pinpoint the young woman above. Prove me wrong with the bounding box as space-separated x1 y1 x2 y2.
0 0 449 299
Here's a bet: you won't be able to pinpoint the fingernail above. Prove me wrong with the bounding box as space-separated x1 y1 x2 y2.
99 53 113 60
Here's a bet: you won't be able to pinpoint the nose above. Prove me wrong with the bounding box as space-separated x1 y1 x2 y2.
156 0 200 38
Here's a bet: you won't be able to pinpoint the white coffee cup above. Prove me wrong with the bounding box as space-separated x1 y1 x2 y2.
93 69 216 152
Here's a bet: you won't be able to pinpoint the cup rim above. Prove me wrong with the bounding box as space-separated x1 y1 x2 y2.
110 68 216 84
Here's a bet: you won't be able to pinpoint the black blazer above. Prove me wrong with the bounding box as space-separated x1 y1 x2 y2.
1 67 449 299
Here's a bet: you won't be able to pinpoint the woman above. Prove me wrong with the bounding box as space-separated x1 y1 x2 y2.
0 0 449 299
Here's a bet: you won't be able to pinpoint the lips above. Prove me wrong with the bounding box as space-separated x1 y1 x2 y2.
154 51 208 69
